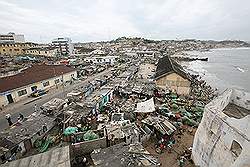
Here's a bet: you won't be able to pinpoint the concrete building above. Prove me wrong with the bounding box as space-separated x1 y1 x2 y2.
192 89 250 167
0 43 38 56
155 56 191 95
0 64 77 107
51 37 73 56
0 32 25 43
26 47 58 57
84 55 118 65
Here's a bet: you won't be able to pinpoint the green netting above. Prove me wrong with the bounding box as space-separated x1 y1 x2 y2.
182 116 198 126
170 93 178 99
172 103 179 111
39 138 52 153
63 127 78 135
83 130 99 141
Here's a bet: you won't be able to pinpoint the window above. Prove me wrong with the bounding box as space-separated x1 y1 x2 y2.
3 49 5 52
54 79 60 84
71 74 74 77
18 89 27 96
43 81 50 87
230 140 242 158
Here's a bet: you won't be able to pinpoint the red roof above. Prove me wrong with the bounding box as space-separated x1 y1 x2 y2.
0 64 76 93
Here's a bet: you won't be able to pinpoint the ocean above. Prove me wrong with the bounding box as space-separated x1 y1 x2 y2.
181 47 250 93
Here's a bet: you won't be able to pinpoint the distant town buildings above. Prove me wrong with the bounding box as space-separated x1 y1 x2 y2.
51 37 73 56
84 55 119 65
0 64 77 107
0 43 38 56
1 35 250 166
0 32 25 43
25 47 58 57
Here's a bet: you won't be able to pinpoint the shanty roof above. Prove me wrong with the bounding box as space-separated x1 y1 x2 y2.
135 98 155 113
0 113 56 145
155 56 190 80
142 115 176 136
0 64 76 93
0 146 70 167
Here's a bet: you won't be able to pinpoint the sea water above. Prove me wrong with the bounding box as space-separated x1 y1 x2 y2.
182 47 250 92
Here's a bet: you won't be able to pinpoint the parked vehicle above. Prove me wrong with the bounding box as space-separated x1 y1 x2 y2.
30 89 48 97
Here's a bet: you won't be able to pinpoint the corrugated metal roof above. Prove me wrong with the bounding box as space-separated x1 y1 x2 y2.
155 56 190 80
0 64 76 93
1 146 70 167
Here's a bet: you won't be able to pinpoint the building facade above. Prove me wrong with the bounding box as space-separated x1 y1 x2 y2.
155 56 191 95
0 32 25 43
192 89 250 167
26 47 58 57
84 56 118 64
0 43 38 56
51 37 73 56
0 64 77 107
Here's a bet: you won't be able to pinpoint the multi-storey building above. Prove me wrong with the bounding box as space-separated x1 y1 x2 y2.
0 32 25 43
0 43 38 56
51 37 73 56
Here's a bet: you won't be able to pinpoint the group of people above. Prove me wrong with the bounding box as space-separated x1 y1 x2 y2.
5 113 24 126
5 103 38 127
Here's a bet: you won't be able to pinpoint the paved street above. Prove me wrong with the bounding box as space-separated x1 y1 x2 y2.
0 69 111 131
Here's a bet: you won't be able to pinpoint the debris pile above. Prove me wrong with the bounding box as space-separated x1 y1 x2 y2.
91 143 161 167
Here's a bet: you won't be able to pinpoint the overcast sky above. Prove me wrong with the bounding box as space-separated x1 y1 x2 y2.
0 0 250 43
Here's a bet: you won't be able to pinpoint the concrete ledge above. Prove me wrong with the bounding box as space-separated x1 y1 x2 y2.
23 97 42 105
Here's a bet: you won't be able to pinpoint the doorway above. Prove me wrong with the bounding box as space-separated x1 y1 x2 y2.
24 139 32 151
31 86 37 92
6 94 14 104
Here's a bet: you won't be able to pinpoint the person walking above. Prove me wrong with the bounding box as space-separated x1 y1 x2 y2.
34 104 37 112
18 113 24 121
5 114 13 126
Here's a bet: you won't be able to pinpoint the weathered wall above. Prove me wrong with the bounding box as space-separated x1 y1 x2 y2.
156 72 190 95
70 137 107 157
192 89 250 167
0 44 25 56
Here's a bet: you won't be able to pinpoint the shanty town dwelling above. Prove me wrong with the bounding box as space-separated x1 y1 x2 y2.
0 64 77 107
192 89 250 167
155 56 191 95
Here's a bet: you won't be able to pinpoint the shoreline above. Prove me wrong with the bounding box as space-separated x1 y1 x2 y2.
180 47 250 94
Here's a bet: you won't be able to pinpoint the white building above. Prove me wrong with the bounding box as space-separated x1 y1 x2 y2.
192 89 250 167
51 37 73 55
90 49 106 55
0 32 25 43
0 64 77 107
84 55 119 64
26 47 58 57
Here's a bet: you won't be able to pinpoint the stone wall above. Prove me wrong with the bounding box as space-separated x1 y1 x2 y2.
192 89 250 167
70 137 107 157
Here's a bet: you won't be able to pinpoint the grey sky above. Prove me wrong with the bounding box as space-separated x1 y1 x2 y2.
0 0 250 43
